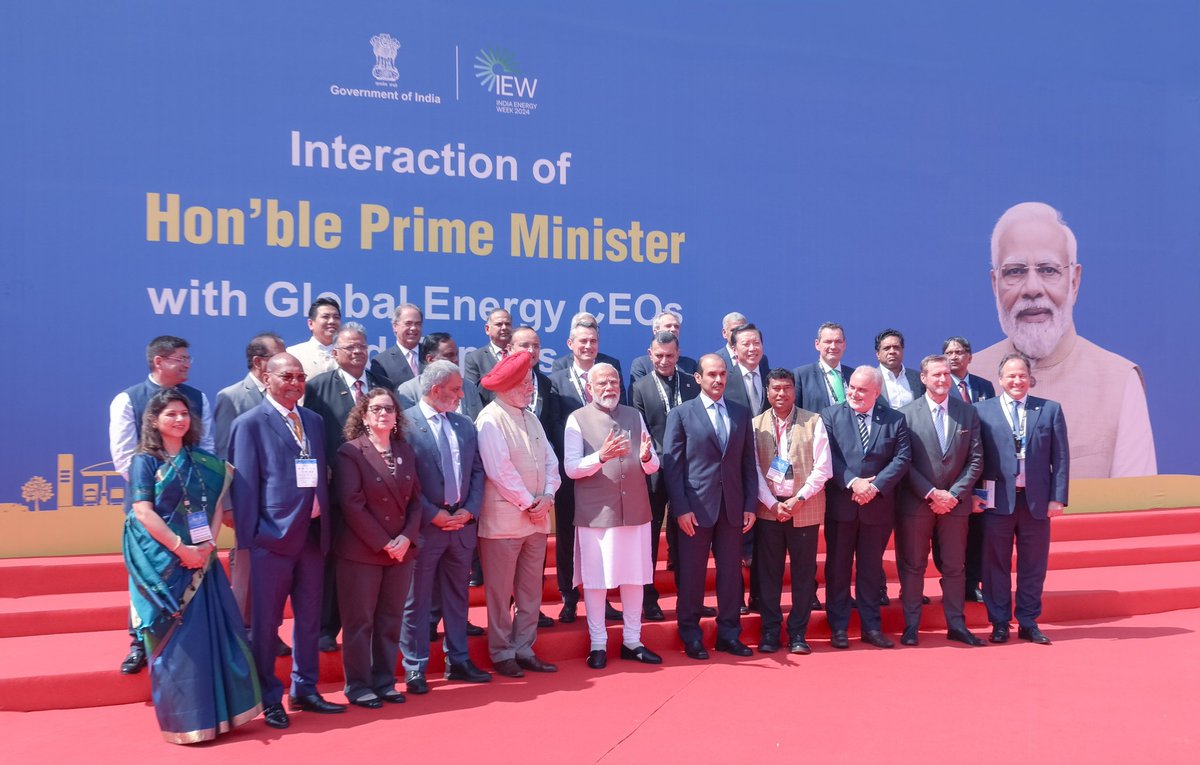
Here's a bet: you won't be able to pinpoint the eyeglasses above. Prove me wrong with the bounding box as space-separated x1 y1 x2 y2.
368 405 396 414
996 262 1074 286
272 372 307 383
337 344 368 354
164 355 192 365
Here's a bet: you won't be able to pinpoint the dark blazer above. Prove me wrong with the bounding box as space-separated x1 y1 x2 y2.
820 402 912 525
396 375 484 422
228 398 330 557
898 395 983 516
953 373 995 404
213 372 264 459
628 353 698 390
878 368 926 409
715 346 770 379
976 396 1069 519
551 351 624 382
463 345 503 404
304 368 390 463
368 345 421 390
402 404 486 524
793 361 853 413
631 370 700 495
663 395 758 527
722 361 770 415
334 434 423 566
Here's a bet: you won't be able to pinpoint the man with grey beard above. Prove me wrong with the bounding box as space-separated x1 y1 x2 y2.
971 202 1154 479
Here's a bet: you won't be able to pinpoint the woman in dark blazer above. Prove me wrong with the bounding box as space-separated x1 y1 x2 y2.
335 388 423 707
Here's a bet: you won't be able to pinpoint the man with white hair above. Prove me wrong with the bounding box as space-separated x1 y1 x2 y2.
971 202 1155 478
628 309 698 386
563 363 664 669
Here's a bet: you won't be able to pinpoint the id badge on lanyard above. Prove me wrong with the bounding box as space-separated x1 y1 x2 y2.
296 458 319 488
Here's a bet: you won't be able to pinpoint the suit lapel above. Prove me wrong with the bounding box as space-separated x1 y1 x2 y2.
359 436 407 507
264 403 302 455
1023 397 1044 440
412 411 446 483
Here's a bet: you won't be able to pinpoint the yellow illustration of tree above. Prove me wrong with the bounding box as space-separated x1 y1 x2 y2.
21 476 53 511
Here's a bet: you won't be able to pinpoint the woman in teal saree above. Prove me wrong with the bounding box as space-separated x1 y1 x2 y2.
123 389 261 743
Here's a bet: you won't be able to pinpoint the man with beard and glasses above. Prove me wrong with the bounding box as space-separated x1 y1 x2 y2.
971 202 1154 479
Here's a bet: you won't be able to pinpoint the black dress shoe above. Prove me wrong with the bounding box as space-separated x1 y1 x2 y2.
120 644 147 674
1018 625 1051 645
830 630 850 649
468 576 483 587
900 626 919 646
558 603 577 623
429 624 440 642
788 639 812 655
921 596 931 605
538 611 554 628
605 601 623 621
465 621 485 637
586 649 607 669
642 603 666 622
288 693 346 714
714 638 754 656
350 696 382 709
739 604 751 615
947 627 985 647
699 605 717 618
493 658 524 677
275 639 292 657
879 592 891 606
620 645 663 664
811 597 824 611
683 641 709 660
318 635 338 653
747 598 763 614
989 625 1010 644
758 639 780 654
262 703 290 729
445 659 492 683
862 630 895 649
516 654 558 673
968 585 984 603
380 690 406 704
405 670 429 695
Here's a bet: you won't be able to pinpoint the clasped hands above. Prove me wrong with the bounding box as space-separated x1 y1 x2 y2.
176 540 216 569
432 508 474 532
676 511 755 537
525 494 554 522
926 489 958 515
850 476 879 505
384 534 412 561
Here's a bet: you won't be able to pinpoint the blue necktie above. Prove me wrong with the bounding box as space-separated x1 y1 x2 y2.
934 405 947 454
713 402 729 452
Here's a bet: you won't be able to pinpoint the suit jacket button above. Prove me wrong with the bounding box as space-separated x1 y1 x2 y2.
385 515 391 521
375 476 382 482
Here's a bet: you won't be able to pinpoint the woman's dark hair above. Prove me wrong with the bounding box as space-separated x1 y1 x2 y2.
343 387 407 441
137 388 202 458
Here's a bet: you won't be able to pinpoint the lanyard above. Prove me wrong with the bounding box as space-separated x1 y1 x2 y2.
171 449 208 518
652 371 682 415
571 369 589 403
526 373 539 413
770 408 796 455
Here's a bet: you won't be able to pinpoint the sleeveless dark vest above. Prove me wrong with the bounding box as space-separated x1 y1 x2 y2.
125 378 205 439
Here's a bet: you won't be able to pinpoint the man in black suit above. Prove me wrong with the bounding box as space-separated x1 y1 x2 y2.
549 316 625 622
550 311 624 382
663 354 758 659
941 336 996 602
630 330 700 621
821 366 911 649
714 311 770 380
793 322 853 413
395 332 484 421
367 303 424 389
723 323 769 416
463 308 513 405
875 329 925 408
303 323 390 652
975 353 1069 645
628 309 697 388
896 355 984 647
229 353 344 728
399 360 492 692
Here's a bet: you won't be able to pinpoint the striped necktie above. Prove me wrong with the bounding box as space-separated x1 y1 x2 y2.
857 412 869 449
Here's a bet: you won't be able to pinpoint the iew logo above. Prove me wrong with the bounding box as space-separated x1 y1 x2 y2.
474 48 539 116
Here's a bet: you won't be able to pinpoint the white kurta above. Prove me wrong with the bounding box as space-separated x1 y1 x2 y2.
572 524 654 590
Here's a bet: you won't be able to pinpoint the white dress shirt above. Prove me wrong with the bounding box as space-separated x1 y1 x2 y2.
418 399 463 493
881 365 915 408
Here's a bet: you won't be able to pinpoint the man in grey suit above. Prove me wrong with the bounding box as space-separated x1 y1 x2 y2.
396 332 484 420
213 331 285 640
875 329 925 409
400 360 492 692
897 355 984 647
367 303 424 389
463 308 513 405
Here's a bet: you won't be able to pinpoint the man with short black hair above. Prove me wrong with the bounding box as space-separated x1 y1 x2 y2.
287 297 342 379
628 309 697 387
875 329 924 408
395 332 483 420
464 308 513 405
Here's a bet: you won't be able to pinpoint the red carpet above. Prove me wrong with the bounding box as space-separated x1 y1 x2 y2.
2 608 1198 762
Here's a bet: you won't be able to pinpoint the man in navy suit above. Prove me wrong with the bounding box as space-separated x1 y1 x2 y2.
628 309 697 387
975 353 1069 645
942 336 995 602
713 311 770 380
821 366 911 649
400 360 492 692
663 354 758 659
229 353 344 729
793 322 853 414
367 303 424 389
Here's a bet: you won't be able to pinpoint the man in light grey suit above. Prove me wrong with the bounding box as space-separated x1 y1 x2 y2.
896 355 984 647
396 332 484 421
400 360 492 692
213 331 285 636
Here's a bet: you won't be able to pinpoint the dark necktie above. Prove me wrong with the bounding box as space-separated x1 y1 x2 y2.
713 401 729 451
857 412 869 449
352 380 364 402
435 414 459 505
958 380 970 402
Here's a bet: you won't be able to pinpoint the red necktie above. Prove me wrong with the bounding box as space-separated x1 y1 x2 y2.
353 380 364 402
958 380 970 402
